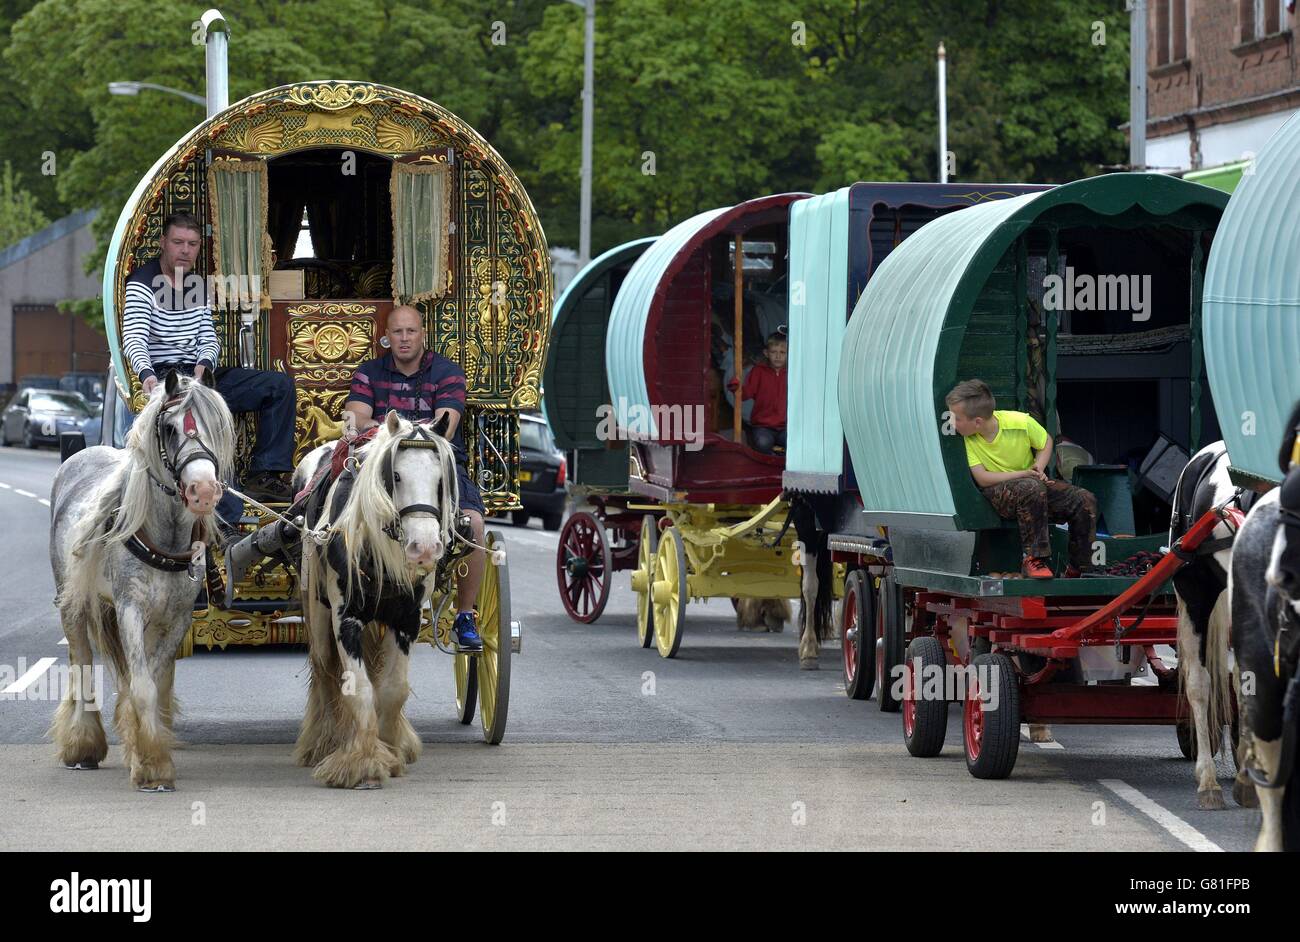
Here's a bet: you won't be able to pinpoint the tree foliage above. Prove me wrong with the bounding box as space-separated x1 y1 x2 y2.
2 0 1131 314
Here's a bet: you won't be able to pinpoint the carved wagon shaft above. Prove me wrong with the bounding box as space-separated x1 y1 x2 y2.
826 173 1230 777
605 194 813 657
95 80 553 744
543 238 658 624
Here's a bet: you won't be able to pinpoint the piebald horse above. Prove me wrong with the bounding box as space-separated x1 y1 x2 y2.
1169 442 1253 810
49 371 234 791
1230 405 1300 851
293 410 459 789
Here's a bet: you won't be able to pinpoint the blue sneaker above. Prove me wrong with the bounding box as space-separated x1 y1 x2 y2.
453 612 483 652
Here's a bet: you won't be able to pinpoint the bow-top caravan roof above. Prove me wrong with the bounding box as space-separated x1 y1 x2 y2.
1203 112 1300 488
839 173 1228 532
605 193 809 442
543 238 656 451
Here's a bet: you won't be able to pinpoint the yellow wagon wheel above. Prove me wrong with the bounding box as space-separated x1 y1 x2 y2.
635 514 658 648
653 524 688 658
451 531 512 744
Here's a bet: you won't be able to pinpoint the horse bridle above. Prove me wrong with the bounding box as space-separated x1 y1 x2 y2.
150 394 222 502
380 424 449 542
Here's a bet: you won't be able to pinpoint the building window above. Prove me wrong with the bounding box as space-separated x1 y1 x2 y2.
1241 0 1289 41
1153 0 1188 67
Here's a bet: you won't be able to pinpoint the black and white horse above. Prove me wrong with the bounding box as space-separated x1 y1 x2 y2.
293 410 459 789
49 371 234 790
1230 410 1300 851
1169 442 1252 809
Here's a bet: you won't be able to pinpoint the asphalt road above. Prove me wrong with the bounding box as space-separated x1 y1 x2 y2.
0 443 1266 851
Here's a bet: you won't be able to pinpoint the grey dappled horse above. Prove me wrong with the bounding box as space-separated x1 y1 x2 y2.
49 372 234 791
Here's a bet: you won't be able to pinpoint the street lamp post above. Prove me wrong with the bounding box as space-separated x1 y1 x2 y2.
107 81 206 107
564 0 595 266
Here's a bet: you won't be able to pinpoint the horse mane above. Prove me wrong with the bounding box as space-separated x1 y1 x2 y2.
59 378 237 618
325 415 459 600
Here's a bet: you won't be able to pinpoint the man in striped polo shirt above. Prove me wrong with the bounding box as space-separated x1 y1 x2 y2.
344 305 486 650
123 212 296 503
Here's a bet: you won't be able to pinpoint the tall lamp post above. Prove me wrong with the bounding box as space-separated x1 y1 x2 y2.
563 0 595 266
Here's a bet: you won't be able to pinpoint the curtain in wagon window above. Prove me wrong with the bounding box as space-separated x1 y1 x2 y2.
390 161 451 304
207 158 273 311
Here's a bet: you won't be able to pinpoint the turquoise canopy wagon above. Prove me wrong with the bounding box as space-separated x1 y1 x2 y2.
828 173 1231 776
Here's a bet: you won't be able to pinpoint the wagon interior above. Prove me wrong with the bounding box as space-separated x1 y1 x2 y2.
953 202 1223 575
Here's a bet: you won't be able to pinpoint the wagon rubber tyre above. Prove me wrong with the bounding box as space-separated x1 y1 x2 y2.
635 515 657 648
964 653 1021 779
556 511 613 624
876 571 906 713
840 570 875 700
902 636 948 757
1175 716 1224 761
653 524 688 659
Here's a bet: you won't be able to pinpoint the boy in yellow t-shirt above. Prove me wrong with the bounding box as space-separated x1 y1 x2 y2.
945 379 1097 579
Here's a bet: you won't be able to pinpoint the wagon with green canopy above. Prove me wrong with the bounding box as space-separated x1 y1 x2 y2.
832 173 1230 776
543 237 657 623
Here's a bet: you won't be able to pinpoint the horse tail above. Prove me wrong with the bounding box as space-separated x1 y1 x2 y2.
814 530 834 642
1203 590 1234 746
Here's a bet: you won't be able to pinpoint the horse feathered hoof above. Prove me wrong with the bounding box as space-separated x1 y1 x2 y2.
1232 777 1259 808
64 760 99 771
799 657 819 671
1197 787 1226 810
354 779 382 790
137 783 176 793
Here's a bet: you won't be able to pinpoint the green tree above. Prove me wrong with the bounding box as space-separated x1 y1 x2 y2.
0 159 50 248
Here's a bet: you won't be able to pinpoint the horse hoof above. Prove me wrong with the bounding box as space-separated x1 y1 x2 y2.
138 783 175 793
354 778 382 790
799 658 819 671
1197 788 1226 810
64 761 99 771
1232 779 1259 808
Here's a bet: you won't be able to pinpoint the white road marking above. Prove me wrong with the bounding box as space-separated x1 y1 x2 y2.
15 489 36 498
2 657 58 695
1099 779 1223 852
58 638 68 646
38 498 50 507
0 482 10 488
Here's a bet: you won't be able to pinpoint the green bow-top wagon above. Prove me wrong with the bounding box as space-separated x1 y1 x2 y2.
544 237 657 623
824 172 1229 777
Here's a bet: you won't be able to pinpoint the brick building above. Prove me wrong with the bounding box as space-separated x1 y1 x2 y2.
1143 0 1299 177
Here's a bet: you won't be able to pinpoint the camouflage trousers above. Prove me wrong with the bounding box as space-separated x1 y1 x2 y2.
981 478 1098 567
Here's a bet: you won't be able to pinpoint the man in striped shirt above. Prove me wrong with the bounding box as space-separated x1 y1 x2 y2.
344 305 486 650
123 212 295 503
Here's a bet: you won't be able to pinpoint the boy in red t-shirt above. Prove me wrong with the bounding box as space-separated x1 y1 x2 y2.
729 332 787 453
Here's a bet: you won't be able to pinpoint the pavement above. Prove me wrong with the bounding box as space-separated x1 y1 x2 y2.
0 444 1268 851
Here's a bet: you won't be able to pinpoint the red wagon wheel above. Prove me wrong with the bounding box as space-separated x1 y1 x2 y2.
556 511 614 624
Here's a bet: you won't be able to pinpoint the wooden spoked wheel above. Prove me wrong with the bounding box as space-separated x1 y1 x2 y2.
556 511 613 623
635 515 658 648
451 531 512 744
653 524 688 659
